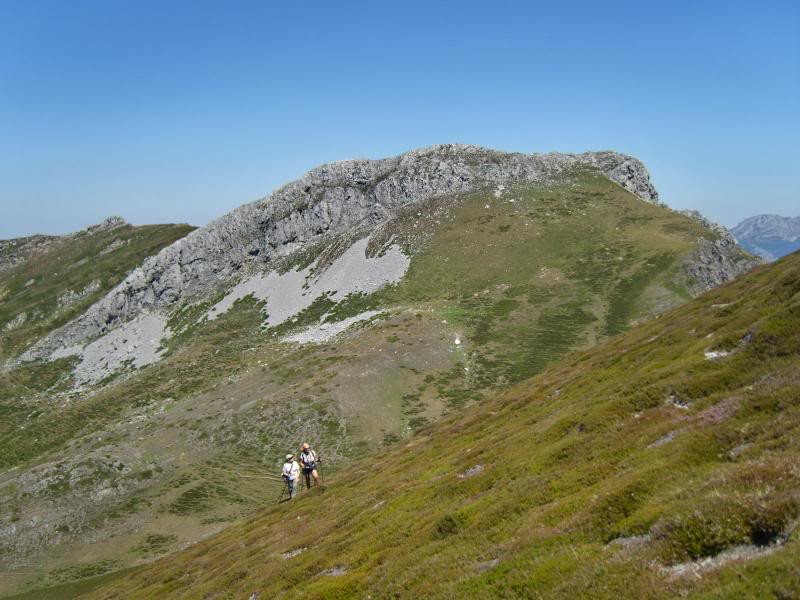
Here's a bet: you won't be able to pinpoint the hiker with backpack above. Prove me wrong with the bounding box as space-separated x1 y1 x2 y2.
299 442 322 490
281 453 300 499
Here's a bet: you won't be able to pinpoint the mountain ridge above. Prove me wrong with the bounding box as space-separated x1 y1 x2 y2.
0 146 762 598
18 145 749 367
0 217 131 275
0 220 195 363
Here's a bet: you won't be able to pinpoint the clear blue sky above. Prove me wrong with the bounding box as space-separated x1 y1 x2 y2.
1 0 798 238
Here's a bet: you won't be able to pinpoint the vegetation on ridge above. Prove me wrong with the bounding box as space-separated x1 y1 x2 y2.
0 222 194 359
86 251 800 599
0 169 757 598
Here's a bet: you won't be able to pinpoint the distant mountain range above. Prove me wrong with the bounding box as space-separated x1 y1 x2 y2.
732 214 800 261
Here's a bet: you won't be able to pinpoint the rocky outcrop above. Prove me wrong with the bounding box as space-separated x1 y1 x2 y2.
583 151 659 203
684 235 760 295
0 452 155 562
0 235 58 273
676 210 761 294
84 216 128 234
18 144 730 362
0 217 128 274
56 280 101 311
679 209 733 239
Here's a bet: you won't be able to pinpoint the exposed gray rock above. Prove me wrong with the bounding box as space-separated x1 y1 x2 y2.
476 558 501 572
586 152 659 203
684 234 760 295
458 464 485 479
99 238 131 255
3 313 27 331
50 313 171 386
678 209 732 239
0 235 58 273
665 392 690 410
284 310 384 345
662 542 783 579
206 237 408 325
281 547 307 560
0 217 128 274
0 452 154 562
56 280 101 311
18 144 741 364
84 216 128 234
648 430 678 448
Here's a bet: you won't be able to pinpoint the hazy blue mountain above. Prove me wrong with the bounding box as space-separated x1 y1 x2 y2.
732 214 800 261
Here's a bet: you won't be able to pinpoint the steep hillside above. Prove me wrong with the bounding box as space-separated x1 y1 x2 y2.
0 147 758 597
0 217 195 362
18 145 742 368
85 250 800 600
732 214 800 261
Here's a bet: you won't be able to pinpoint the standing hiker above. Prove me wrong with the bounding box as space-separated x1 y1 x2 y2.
299 442 322 490
281 453 300 499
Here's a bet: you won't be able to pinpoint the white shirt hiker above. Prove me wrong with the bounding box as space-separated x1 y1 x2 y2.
282 459 300 480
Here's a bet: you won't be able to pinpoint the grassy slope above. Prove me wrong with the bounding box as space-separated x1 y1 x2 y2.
377 169 708 400
0 222 195 360
0 171 710 472
88 251 800 599
0 222 195 469
0 170 753 597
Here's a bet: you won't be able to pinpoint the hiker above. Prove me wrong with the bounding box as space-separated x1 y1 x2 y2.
299 442 322 490
281 453 300 499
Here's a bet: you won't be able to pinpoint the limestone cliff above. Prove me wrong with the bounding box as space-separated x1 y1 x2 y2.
20 145 746 362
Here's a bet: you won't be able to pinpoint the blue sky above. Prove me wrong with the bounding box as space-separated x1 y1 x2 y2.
1 0 798 238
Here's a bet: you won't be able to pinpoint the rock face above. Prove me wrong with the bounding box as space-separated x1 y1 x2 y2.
684 235 760 296
19 144 736 362
678 210 762 294
732 214 800 261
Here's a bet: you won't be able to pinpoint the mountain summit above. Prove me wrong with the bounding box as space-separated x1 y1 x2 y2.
732 214 800 261
0 145 760 597
18 145 749 370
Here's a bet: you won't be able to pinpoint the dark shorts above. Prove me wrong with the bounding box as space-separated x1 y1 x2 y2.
302 465 316 474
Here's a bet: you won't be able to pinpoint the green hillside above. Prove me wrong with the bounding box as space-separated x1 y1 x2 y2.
84 250 800 599
0 169 756 598
0 220 195 360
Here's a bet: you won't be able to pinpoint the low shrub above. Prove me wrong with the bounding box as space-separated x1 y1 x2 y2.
433 513 467 538
652 492 800 563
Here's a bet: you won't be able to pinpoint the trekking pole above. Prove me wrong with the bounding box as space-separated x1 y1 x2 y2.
317 459 324 486
276 480 287 504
